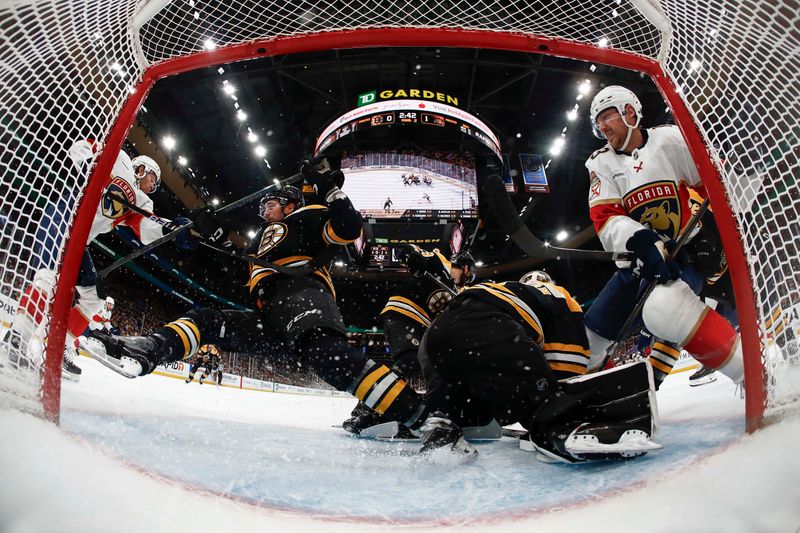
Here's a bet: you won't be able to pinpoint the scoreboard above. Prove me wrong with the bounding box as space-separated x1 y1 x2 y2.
315 99 502 160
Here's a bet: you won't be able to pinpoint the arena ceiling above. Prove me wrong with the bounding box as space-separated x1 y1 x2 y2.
101 46 673 327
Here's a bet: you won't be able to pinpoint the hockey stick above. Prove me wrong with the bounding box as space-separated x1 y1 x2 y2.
602 198 711 364
423 271 457 297
482 174 633 262
98 172 302 277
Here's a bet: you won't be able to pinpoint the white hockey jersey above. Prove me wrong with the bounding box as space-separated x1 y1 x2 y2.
69 140 165 245
586 125 704 254
89 306 112 331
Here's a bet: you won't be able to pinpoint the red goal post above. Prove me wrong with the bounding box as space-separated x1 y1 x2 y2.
1 0 796 433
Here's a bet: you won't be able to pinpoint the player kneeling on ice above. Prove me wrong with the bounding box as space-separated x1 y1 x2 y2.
415 271 661 463
81 157 426 434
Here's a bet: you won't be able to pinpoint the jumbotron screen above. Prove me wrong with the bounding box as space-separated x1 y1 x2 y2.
340 151 478 220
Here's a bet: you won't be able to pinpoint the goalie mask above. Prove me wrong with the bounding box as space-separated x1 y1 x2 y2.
450 250 477 285
259 186 305 220
131 155 162 192
589 85 643 146
520 270 553 285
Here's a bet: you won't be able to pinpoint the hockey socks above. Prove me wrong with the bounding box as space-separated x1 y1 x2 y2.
683 309 743 383
648 340 681 387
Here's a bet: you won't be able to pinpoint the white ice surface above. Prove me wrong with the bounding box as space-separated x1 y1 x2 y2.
2 357 800 532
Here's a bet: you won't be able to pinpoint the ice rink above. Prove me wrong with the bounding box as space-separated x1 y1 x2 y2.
341 168 477 217
2 355 800 531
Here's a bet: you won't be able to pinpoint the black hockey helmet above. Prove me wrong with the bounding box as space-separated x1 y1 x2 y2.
450 250 477 284
260 185 305 219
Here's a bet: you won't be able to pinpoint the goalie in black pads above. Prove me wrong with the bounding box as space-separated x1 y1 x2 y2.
81 158 425 431
416 271 661 462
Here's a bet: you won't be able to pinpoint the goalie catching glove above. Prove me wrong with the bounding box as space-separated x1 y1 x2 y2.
300 156 346 203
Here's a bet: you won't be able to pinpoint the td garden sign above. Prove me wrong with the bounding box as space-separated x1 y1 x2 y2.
358 89 459 107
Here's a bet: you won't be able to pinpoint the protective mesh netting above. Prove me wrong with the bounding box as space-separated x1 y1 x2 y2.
0 0 798 417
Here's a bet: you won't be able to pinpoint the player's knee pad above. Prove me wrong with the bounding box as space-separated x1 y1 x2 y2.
642 280 707 345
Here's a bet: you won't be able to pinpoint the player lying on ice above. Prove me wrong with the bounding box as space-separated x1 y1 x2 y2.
414 271 662 463
81 158 428 432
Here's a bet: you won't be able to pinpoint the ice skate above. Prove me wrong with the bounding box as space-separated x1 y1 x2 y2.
419 412 477 458
688 364 717 387
342 402 417 440
79 333 164 379
61 349 82 382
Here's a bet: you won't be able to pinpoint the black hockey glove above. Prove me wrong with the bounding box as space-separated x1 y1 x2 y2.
300 156 346 203
191 206 229 246
169 216 197 250
626 229 680 284
395 243 427 277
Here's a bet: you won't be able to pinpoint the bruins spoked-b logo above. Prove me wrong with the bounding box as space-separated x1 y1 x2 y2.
258 222 287 255
427 289 453 315
102 177 136 219
624 181 682 239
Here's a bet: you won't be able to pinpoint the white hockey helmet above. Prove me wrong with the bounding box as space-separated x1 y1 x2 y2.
105 296 115 307
520 270 553 285
589 85 643 140
131 155 162 191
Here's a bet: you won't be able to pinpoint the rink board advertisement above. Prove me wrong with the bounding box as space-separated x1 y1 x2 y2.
146 359 350 397
0 292 16 328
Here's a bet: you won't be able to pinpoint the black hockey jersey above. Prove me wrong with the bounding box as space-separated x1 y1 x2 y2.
380 245 456 327
459 281 591 378
245 198 362 300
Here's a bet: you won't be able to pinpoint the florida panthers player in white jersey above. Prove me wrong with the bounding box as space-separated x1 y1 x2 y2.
582 86 743 386
6 140 189 380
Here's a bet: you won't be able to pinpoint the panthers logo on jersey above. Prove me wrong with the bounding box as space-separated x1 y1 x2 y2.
102 177 136 220
257 223 287 255
624 180 682 239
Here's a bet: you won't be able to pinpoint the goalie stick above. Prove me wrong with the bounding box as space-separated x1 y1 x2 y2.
482 175 633 262
98 172 303 277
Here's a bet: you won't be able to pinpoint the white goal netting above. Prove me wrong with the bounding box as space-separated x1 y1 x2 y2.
1 0 798 427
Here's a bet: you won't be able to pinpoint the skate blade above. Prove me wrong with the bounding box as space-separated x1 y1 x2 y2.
78 337 141 379
689 375 717 387
566 430 663 455
61 371 81 382
463 419 503 441
356 421 419 441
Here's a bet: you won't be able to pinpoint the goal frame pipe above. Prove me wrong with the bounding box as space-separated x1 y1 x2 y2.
43 27 764 431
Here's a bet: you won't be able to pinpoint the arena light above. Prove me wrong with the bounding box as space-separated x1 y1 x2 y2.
223 82 236 95
556 230 569 242
211 198 220 206
247 229 257 238
597 37 609 48
689 59 702 72
566 109 578 121
236 110 247 121
217 67 225 75
475 260 484 267
334 260 346 267
247 131 258 143
162 135 176 150
177 155 187 166
203 38 216 50
578 79 592 95
255 145 267 157
549 136 565 156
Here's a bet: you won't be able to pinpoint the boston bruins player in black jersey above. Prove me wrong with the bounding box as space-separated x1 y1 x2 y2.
81 159 426 432
415 271 661 462
342 245 476 437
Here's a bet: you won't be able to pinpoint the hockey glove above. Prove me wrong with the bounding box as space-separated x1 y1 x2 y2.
191 206 229 246
300 156 346 203
395 243 427 276
626 229 680 283
170 216 197 250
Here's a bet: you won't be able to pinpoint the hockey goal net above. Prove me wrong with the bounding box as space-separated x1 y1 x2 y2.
1 0 798 431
